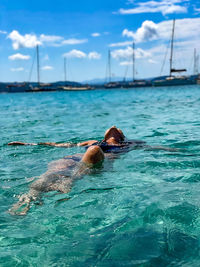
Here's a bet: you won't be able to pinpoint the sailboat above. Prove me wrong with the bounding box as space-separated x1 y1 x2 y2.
123 43 151 88
103 45 151 89
29 45 55 92
153 19 197 87
104 50 122 88
6 82 31 93
59 57 93 91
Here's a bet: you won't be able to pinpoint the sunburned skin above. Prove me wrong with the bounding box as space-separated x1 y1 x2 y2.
9 146 104 216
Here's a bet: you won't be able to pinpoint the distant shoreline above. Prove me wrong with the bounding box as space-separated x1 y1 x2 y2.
0 74 199 93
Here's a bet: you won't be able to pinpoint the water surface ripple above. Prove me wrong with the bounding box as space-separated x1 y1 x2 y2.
1 86 200 266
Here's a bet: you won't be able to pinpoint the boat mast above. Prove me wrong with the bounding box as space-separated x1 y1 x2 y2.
194 48 196 75
108 50 111 83
132 42 135 82
169 19 175 77
36 45 40 85
193 48 199 75
64 57 67 83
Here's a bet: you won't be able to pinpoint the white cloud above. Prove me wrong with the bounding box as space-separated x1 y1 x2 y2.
63 50 101 60
40 34 63 43
122 18 200 44
39 35 88 46
0 30 7 34
146 44 168 55
111 46 151 60
111 46 133 60
109 41 133 47
136 48 152 58
42 65 53 70
91 33 101 37
123 21 158 43
61 38 88 45
156 18 200 40
120 61 133 66
122 29 135 39
8 30 41 50
144 38 200 64
10 67 24 72
63 49 87 58
8 53 30 60
8 30 88 49
88 52 101 59
118 0 187 15
194 7 200 12
174 39 200 50
148 59 158 64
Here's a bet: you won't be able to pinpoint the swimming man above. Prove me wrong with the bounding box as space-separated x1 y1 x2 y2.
10 145 104 215
8 126 177 153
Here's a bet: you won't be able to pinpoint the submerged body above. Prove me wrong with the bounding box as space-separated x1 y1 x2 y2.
8 127 178 215
10 146 104 215
86 139 146 153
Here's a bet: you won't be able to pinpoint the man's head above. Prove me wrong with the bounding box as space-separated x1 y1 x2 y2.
81 145 104 166
103 126 125 143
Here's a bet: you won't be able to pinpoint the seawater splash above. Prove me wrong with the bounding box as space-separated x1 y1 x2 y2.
0 86 200 266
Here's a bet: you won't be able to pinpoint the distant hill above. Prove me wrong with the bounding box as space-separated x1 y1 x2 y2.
82 77 129 85
82 76 156 85
0 81 82 93
1 74 198 93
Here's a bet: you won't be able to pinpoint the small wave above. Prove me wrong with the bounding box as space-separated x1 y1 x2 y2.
173 140 200 148
146 130 168 137
182 173 200 183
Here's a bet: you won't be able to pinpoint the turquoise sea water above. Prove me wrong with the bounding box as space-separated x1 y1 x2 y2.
1 86 200 266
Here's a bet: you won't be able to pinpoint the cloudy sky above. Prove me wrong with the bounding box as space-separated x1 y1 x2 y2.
0 0 200 82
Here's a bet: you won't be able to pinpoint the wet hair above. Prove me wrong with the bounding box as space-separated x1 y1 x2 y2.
103 126 125 142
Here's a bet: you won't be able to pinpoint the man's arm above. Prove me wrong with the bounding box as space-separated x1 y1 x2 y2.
77 140 98 146
39 140 98 147
7 141 76 147
38 142 75 147
8 141 37 146
7 140 98 147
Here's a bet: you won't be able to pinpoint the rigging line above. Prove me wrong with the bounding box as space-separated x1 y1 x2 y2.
169 19 175 76
108 50 111 83
105 54 109 83
196 54 199 74
188 51 194 75
105 61 108 83
193 49 199 75
160 40 170 76
28 48 37 82
123 65 129 82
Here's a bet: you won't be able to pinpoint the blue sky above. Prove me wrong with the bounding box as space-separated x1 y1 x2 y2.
0 0 200 82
